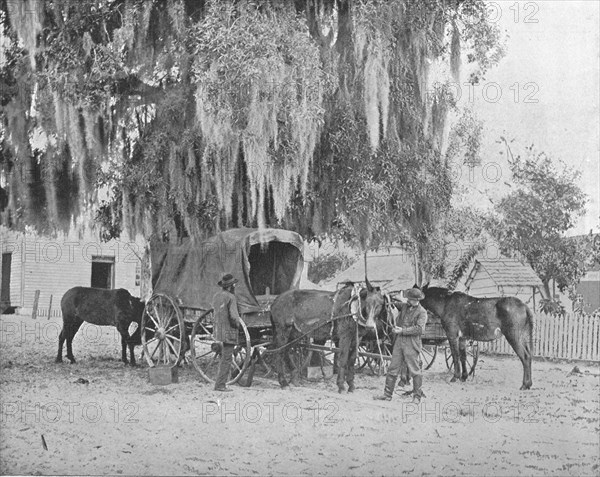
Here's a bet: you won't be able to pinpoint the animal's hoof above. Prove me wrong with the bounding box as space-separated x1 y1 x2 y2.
55 358 62 364
337 387 345 394
450 376 458 383
347 384 355 393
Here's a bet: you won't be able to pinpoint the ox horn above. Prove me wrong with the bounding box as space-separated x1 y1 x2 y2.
365 276 374 292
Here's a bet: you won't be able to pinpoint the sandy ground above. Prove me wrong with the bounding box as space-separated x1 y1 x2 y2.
0 312 598 476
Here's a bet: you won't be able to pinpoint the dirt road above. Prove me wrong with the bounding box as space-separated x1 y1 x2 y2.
1 313 598 476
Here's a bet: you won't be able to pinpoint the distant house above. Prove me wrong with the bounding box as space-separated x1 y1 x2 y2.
320 248 416 292
454 254 543 308
0 228 144 316
563 234 600 315
571 261 600 314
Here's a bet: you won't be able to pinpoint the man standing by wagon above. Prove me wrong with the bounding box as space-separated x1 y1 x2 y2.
374 288 428 403
212 273 241 392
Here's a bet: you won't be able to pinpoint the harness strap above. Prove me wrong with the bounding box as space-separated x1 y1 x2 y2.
262 299 356 355
262 291 358 355
351 284 370 326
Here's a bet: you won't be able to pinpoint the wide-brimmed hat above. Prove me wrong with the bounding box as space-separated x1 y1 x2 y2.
218 273 238 288
404 288 425 300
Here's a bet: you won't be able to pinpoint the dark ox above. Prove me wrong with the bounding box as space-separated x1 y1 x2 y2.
56 287 145 366
270 280 385 393
420 285 533 390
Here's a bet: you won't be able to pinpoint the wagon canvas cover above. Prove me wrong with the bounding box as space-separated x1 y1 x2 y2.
150 228 304 314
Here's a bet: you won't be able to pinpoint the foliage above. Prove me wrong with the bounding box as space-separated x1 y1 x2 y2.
421 205 489 284
445 107 484 167
488 141 589 297
1 0 504 248
308 251 357 284
538 297 566 318
455 0 507 83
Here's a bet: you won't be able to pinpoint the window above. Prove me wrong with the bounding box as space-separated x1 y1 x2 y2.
91 256 115 289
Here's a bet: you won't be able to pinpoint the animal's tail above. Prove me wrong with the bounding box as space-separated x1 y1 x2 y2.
525 305 534 351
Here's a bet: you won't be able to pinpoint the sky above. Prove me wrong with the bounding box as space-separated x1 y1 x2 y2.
456 0 600 236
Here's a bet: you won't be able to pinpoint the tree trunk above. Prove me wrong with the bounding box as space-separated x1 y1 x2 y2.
541 280 551 300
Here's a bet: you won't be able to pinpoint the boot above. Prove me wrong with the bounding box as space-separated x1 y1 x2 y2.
411 374 424 403
373 375 397 401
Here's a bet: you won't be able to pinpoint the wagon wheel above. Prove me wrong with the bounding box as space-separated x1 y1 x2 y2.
365 340 393 376
420 345 438 371
189 311 252 385
355 343 370 370
252 343 277 378
141 293 185 368
444 341 480 376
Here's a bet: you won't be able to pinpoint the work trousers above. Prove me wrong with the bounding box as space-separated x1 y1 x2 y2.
388 336 422 377
215 343 235 389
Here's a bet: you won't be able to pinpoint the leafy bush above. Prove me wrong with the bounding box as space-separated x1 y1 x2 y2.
308 252 357 284
538 298 566 318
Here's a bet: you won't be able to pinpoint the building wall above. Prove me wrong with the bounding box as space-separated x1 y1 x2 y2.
465 275 499 297
1 229 144 316
576 280 600 314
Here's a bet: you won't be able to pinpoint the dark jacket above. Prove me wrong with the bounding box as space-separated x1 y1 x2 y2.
212 289 241 344
395 302 428 351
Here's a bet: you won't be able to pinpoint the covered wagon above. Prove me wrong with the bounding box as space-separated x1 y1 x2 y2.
141 228 304 384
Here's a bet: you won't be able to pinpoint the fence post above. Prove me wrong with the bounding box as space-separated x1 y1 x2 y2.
47 294 53 320
31 290 40 320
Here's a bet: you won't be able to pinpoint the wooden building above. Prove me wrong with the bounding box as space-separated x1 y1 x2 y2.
572 262 600 315
454 254 543 307
0 228 144 316
320 247 416 292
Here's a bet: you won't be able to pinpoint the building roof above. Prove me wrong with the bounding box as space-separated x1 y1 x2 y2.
475 257 543 288
320 248 415 292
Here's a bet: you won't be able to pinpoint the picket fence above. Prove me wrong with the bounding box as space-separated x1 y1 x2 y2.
480 312 600 362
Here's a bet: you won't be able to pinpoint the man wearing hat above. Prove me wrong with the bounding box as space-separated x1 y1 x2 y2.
212 273 241 392
374 287 428 402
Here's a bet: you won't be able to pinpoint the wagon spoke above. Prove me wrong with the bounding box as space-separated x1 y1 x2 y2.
164 324 180 335
146 309 161 329
196 349 213 359
145 335 158 345
166 338 179 357
150 301 161 322
163 341 170 363
162 340 169 364
160 307 175 328
150 342 160 359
